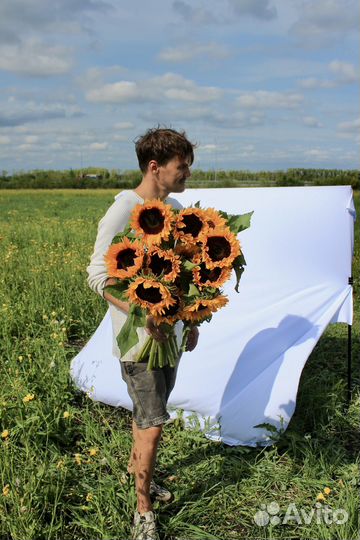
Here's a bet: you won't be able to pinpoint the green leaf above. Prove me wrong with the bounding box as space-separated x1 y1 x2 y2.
233 253 247 268
111 224 134 244
183 259 199 271
103 282 129 301
233 263 244 293
188 283 200 297
194 200 201 208
117 304 146 357
253 422 279 433
226 211 253 235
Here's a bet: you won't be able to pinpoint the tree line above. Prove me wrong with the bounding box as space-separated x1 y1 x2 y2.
0 167 358 190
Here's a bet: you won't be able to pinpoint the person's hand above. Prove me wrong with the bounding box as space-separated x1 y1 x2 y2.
186 326 199 352
145 315 167 342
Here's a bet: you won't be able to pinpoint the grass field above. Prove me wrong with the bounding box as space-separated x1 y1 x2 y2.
0 189 359 540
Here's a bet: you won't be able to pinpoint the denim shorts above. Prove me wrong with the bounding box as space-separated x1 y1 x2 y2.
120 358 180 429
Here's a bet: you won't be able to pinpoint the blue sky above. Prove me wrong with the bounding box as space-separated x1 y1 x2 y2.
0 0 358 172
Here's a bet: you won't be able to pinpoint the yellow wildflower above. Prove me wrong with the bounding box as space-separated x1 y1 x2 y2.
23 393 35 403
316 493 325 502
88 447 99 457
18 355 23 361
2 484 10 497
63 411 70 419
1 430 9 439
74 453 82 465
323 487 331 495
86 493 93 502
56 460 65 469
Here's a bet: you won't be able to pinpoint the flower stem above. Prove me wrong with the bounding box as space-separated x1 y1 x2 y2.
148 338 158 371
180 325 191 353
136 336 152 362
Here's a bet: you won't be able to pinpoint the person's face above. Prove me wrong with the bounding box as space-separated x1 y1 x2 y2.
155 155 192 194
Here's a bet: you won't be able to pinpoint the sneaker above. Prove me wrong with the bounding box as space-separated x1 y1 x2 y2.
149 480 172 502
132 510 158 540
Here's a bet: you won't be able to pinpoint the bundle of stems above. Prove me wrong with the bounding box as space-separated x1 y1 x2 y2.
137 331 180 370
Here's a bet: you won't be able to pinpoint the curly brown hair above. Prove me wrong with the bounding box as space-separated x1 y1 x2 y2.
135 127 196 173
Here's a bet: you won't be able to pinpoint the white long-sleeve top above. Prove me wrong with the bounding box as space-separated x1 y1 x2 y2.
86 189 183 360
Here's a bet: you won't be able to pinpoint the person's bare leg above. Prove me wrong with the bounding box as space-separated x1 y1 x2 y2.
131 420 163 513
127 425 136 474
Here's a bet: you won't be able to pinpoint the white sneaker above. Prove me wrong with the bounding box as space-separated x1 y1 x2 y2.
150 480 172 502
132 510 159 540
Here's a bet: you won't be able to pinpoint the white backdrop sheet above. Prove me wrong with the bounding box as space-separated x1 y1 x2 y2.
70 186 355 446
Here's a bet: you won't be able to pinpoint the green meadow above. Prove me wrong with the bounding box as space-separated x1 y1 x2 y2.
0 189 359 540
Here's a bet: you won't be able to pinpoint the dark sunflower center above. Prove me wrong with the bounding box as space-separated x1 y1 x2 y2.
135 283 163 304
148 253 172 276
181 214 203 237
196 303 208 311
139 208 165 234
162 296 180 317
116 248 136 269
199 264 221 283
207 236 231 261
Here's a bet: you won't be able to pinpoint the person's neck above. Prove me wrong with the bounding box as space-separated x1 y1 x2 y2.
133 177 169 201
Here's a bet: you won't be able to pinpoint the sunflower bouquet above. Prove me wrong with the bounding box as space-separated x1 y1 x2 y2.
104 199 252 370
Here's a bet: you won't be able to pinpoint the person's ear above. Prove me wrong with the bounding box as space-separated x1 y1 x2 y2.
148 160 159 174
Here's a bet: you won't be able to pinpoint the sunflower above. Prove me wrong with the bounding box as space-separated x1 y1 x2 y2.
202 227 241 269
203 207 227 229
146 246 181 282
104 237 144 279
152 293 184 325
130 199 174 246
173 207 209 245
192 254 232 288
127 276 175 315
174 241 202 259
181 295 228 322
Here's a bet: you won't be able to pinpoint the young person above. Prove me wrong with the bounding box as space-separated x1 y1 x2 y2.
86 127 199 540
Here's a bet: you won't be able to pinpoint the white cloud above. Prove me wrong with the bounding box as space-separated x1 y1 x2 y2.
302 116 323 128
89 142 108 150
49 142 63 150
0 39 73 76
24 135 39 144
78 65 128 89
86 81 141 103
228 0 277 20
304 148 329 160
299 77 335 89
113 134 127 141
299 60 358 89
86 73 222 104
113 122 134 130
172 0 277 23
172 1 217 24
291 0 359 47
0 135 11 144
237 90 303 109
0 0 112 44
329 60 358 83
159 42 230 63
337 118 360 137
198 144 217 152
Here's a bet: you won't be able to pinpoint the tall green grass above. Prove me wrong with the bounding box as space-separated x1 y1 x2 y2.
0 190 359 540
